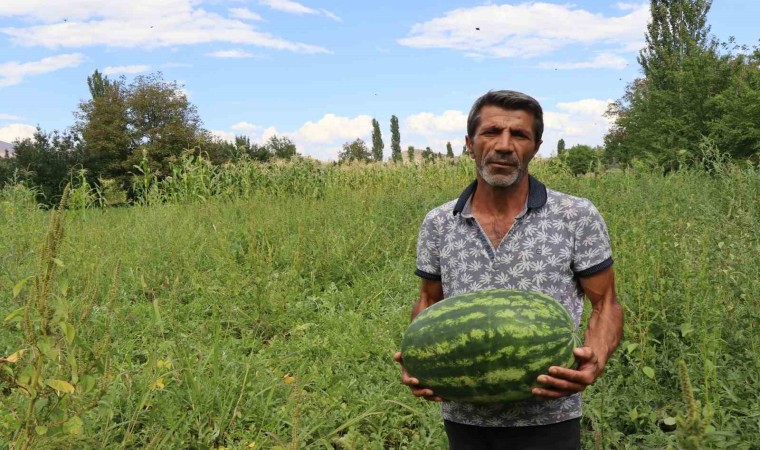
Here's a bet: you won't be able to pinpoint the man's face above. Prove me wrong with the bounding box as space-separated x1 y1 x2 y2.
466 105 542 188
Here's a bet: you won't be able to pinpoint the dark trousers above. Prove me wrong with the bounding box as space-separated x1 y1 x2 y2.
444 418 581 450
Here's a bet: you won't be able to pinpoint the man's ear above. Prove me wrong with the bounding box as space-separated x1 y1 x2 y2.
465 135 474 158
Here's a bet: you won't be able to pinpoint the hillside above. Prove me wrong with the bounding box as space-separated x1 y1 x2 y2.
0 140 13 157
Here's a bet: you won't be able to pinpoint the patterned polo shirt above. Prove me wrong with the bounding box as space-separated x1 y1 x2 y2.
414 175 613 427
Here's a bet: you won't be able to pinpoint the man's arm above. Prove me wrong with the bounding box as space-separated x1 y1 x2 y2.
532 267 623 398
394 279 445 401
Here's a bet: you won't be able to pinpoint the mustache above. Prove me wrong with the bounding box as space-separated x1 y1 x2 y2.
484 155 521 166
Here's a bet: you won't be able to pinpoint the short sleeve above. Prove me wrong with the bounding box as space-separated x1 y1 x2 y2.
415 209 443 281
572 200 613 277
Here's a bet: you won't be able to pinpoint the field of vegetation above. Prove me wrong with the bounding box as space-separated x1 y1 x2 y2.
1 157 758 449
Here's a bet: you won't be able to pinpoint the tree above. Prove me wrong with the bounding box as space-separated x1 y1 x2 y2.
125 73 207 173
371 118 384 162
605 0 730 169
339 138 371 162
265 135 297 160
75 72 130 182
557 138 566 156
563 144 599 175
390 115 402 162
422 146 434 162
12 128 80 204
446 142 454 158
407 145 415 163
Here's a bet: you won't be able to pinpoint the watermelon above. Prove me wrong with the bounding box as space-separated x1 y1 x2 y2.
400 289 581 403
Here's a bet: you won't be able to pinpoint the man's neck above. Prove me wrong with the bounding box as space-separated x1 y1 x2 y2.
471 174 530 218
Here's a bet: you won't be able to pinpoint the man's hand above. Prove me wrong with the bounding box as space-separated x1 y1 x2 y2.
393 352 445 402
531 347 601 399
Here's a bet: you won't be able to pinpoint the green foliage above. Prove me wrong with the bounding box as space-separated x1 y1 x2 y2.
339 138 371 163
407 145 415 163
605 0 760 169
1 187 116 448
557 138 566 156
446 142 454 159
266 135 298 160
11 128 81 205
1 161 758 448
371 118 384 162
562 144 600 175
421 147 434 163
390 115 402 162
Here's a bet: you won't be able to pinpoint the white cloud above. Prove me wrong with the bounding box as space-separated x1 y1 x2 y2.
258 0 341 21
398 3 649 59
0 123 37 142
616 2 645 11
294 114 373 144
0 53 84 87
229 7 264 21
207 49 256 58
103 64 150 75
537 52 629 70
210 129 237 142
556 99 614 117
0 113 25 121
540 98 614 156
0 0 329 53
230 121 261 131
406 110 467 136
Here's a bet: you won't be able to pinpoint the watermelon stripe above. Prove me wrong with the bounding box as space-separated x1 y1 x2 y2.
401 289 578 404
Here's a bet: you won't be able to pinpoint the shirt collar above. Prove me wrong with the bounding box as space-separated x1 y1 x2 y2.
453 175 548 216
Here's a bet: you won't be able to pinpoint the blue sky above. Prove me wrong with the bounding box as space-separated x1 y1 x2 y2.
0 0 757 160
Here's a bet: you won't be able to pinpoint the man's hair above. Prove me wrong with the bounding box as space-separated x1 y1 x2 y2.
467 90 544 144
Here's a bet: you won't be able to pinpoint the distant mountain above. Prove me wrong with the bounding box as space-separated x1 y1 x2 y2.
0 140 13 157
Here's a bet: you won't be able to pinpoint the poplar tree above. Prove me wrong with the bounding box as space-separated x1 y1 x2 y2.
605 0 728 169
446 141 454 158
371 118 384 162
390 115 402 162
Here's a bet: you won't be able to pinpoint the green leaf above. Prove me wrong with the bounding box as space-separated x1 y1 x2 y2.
63 416 83 435
35 426 48 436
642 366 655 380
53 258 65 268
12 276 34 299
59 321 75 345
4 306 26 322
663 416 677 426
79 374 97 394
47 379 75 394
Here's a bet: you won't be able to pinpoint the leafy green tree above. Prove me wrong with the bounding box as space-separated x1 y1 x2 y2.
563 144 599 175
446 142 454 158
390 115 402 162
339 138 371 162
707 47 760 161
12 128 80 204
407 145 415 163
557 138 566 156
371 118 384 162
75 72 130 182
125 73 207 173
605 0 730 169
422 146 434 162
266 135 297 160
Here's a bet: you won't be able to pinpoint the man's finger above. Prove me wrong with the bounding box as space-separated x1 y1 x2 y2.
537 375 586 393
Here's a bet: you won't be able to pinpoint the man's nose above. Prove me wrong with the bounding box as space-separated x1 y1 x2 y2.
494 132 514 151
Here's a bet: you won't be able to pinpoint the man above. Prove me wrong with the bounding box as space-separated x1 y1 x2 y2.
394 90 623 449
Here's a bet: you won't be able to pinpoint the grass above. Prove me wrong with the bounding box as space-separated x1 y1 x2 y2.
1 158 758 449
